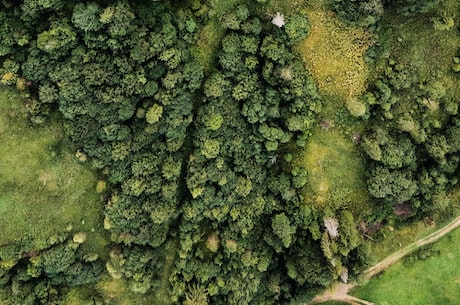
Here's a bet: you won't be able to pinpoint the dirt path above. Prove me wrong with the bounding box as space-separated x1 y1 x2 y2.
363 215 460 280
310 282 374 305
309 215 460 304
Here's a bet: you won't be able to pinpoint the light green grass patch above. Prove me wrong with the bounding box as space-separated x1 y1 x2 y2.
194 20 224 72
96 277 165 305
61 280 160 305
352 228 460 304
295 0 373 101
365 221 436 264
192 0 239 72
364 187 460 264
0 86 107 254
297 126 369 215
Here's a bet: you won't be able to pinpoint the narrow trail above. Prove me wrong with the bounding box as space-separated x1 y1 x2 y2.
363 215 460 280
309 215 460 304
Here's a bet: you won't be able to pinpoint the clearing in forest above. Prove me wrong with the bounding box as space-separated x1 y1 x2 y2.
294 0 371 213
298 128 369 213
0 86 107 254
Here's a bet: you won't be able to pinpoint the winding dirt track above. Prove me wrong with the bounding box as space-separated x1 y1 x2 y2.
363 215 460 280
309 215 460 305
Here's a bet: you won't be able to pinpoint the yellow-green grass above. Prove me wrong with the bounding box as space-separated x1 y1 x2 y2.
363 221 438 264
364 188 460 264
193 19 225 72
59 280 161 305
0 86 107 254
61 286 100 305
295 0 373 101
352 228 460 305
155 242 176 304
192 0 239 72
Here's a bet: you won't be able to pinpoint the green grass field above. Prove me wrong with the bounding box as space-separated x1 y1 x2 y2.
352 228 460 304
0 86 107 254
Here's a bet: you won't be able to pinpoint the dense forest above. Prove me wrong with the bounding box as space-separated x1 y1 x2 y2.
0 0 459 304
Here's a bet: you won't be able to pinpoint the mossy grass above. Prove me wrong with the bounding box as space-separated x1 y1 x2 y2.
95 277 166 305
61 286 100 305
154 241 177 303
192 0 241 72
294 0 373 101
194 19 225 72
0 86 108 255
352 228 460 304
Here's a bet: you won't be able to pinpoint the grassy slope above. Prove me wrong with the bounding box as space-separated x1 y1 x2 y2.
0 86 107 255
352 228 460 304
0 87 161 305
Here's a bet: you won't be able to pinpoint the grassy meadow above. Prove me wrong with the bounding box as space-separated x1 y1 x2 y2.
295 0 372 100
0 86 107 254
352 228 460 304
297 127 369 214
